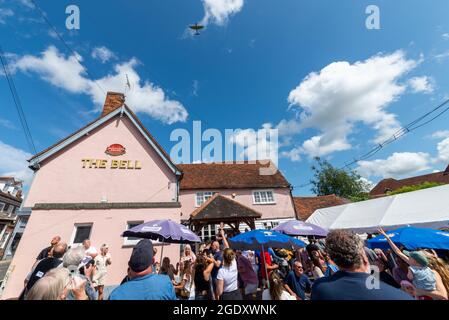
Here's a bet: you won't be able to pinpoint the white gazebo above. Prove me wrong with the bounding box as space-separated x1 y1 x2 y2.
306 184 449 233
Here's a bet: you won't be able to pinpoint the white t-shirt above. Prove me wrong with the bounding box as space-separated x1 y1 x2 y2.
262 289 296 300
217 259 238 293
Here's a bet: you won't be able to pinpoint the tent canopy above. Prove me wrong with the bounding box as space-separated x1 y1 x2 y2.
306 184 449 233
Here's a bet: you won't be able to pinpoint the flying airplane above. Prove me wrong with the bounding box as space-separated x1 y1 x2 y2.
189 23 204 35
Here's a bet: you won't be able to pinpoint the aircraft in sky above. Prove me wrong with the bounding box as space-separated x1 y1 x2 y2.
189 22 204 35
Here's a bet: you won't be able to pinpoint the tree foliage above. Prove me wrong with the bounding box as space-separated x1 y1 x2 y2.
310 157 371 201
388 181 444 195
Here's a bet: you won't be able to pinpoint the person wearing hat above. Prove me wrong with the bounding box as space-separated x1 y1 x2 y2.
403 251 436 294
378 228 437 298
109 240 177 300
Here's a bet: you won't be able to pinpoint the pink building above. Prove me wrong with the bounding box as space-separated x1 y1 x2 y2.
1 92 296 299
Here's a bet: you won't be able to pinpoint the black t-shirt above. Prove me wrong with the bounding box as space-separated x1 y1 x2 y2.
36 246 51 260
311 271 413 300
19 257 62 300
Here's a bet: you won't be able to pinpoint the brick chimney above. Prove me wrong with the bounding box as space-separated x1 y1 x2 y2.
101 92 125 117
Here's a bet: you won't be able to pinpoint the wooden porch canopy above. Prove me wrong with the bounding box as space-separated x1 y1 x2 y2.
189 194 262 234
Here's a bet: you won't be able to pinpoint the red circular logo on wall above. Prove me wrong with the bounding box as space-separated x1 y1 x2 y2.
105 144 126 156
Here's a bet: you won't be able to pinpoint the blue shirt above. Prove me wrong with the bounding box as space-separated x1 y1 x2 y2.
109 274 177 300
211 250 223 280
311 271 414 300
285 271 312 300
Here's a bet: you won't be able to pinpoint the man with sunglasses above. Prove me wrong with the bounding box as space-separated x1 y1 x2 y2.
284 260 312 300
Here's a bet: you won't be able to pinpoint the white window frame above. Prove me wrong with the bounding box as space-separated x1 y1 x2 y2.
123 221 144 246
200 224 217 242
195 191 215 207
0 202 5 212
252 190 276 205
70 223 93 246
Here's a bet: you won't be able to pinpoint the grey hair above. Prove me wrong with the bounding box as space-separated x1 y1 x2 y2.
26 268 70 300
63 246 85 268
325 230 365 269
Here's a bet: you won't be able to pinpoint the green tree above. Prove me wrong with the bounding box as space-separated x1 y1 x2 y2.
388 182 443 195
310 157 371 201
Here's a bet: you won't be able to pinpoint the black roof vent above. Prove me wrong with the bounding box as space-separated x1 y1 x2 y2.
443 165 449 175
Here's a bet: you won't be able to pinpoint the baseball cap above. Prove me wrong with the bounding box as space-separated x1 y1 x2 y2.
403 250 429 267
128 239 154 272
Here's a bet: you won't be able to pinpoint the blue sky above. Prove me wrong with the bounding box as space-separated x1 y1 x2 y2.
1 0 449 195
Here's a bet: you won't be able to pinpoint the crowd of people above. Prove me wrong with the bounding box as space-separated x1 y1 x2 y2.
14 225 449 300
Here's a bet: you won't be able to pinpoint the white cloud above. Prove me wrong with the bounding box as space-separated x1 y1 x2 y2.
91 46 116 63
284 51 417 158
280 147 301 162
356 152 430 179
408 76 434 94
442 33 449 39
430 130 449 139
229 124 278 164
434 137 449 164
434 51 449 61
0 140 33 185
0 118 17 130
91 58 188 124
12 46 188 124
14 46 90 93
200 0 244 26
0 8 14 24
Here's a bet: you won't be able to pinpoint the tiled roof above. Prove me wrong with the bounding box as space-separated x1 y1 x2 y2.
370 165 449 195
190 193 262 221
293 194 348 221
178 162 290 190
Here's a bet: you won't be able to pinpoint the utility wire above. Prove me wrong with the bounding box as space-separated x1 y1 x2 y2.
292 97 449 190
0 45 37 155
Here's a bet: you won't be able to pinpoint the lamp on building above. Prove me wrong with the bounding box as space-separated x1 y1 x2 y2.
101 195 108 203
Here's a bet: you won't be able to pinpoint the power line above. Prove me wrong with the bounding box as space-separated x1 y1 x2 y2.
292 97 449 190
0 45 37 155
29 0 106 95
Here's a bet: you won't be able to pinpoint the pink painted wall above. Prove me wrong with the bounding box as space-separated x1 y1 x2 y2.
179 188 296 221
24 116 177 207
3 114 182 299
2 208 181 299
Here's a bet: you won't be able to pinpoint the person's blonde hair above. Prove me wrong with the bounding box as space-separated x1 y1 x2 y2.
223 248 235 266
26 268 70 300
427 254 449 294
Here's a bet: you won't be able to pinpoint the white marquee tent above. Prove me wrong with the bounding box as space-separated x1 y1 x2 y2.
306 184 449 233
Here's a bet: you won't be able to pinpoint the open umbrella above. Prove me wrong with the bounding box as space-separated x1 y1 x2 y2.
229 229 305 288
368 226 449 250
273 220 328 237
122 219 201 262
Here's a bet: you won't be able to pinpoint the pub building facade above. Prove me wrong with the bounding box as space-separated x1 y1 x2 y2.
2 92 296 298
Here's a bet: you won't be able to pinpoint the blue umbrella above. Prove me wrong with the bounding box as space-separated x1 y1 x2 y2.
229 229 306 251
273 220 328 237
368 226 449 250
229 229 305 288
